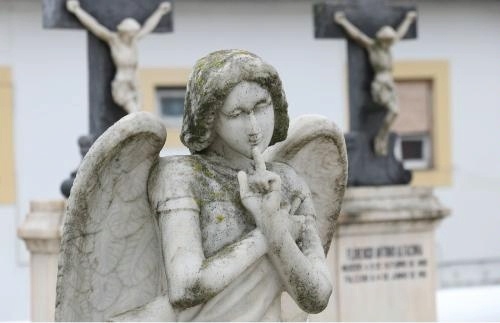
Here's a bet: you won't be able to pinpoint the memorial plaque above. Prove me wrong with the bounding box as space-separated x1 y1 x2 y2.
308 186 449 322
336 232 436 321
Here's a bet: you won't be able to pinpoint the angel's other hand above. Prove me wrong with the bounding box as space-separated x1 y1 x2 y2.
66 0 80 12
237 170 281 226
238 147 283 233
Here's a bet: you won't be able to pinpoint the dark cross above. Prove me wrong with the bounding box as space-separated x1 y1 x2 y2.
314 0 417 186
42 0 173 196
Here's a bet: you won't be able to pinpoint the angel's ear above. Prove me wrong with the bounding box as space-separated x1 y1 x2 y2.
264 115 347 253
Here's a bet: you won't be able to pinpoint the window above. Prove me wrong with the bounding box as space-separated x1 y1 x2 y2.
401 134 432 170
156 87 186 127
393 80 433 171
393 61 451 186
138 68 191 150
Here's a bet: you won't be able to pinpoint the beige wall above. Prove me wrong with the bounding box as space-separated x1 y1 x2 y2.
0 66 15 204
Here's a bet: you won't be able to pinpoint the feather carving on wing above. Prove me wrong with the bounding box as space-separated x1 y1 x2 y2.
264 115 348 254
55 112 167 321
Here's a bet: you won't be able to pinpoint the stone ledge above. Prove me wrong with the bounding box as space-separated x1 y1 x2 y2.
340 185 450 224
18 199 66 253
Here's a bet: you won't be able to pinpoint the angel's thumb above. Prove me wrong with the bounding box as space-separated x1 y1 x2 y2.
237 171 249 196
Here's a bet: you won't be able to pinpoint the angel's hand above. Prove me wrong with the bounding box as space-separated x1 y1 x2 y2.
66 0 80 13
158 2 171 14
237 147 282 228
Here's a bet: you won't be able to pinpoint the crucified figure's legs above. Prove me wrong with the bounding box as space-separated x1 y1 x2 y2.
374 102 398 156
372 76 398 156
112 79 139 113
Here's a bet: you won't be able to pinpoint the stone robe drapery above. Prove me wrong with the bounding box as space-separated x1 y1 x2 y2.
148 153 316 321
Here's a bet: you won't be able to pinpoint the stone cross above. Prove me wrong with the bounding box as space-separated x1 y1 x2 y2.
314 0 417 136
314 0 417 186
42 0 173 196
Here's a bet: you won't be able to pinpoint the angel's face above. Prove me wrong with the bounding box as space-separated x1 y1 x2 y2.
212 81 274 161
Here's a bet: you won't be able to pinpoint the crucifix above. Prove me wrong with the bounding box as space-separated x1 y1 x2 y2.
42 0 174 196
314 0 417 186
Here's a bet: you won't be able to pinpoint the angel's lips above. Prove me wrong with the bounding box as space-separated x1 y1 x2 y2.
248 134 262 146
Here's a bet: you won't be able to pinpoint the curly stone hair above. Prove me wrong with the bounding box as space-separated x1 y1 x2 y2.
180 49 289 153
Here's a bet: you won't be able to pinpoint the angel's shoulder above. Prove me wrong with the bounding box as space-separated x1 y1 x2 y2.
148 155 202 206
153 155 201 178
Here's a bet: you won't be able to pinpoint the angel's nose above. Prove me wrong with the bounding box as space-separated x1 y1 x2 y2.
247 112 262 145
248 112 260 135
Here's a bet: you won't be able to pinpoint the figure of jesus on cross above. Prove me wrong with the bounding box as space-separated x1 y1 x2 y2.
66 0 171 113
335 10 417 156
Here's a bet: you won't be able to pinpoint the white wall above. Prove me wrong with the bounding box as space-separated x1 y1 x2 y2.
0 0 498 320
138 0 347 122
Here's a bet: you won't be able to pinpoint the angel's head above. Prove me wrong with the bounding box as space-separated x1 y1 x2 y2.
181 50 289 157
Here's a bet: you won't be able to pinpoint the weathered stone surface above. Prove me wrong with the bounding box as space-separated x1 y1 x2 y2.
18 200 66 322
308 186 449 321
56 50 348 321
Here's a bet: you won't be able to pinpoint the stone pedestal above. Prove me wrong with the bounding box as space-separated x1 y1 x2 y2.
20 188 447 322
18 200 65 322
311 186 449 321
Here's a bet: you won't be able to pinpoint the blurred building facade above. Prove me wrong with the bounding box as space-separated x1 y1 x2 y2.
0 0 499 320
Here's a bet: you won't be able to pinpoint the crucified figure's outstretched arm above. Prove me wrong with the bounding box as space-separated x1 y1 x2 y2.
66 0 113 42
334 11 374 48
396 11 417 40
136 2 171 39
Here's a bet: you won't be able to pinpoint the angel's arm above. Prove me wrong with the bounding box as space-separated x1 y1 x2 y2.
237 151 332 313
396 11 417 41
136 2 171 40
159 204 268 308
66 0 113 42
334 11 374 48
263 196 332 314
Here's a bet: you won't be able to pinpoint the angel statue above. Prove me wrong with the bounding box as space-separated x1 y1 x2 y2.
55 49 348 322
66 0 171 113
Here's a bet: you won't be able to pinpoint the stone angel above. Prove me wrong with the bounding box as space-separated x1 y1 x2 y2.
55 50 348 322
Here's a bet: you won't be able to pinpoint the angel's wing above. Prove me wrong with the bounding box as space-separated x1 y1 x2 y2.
266 115 347 322
264 115 348 254
55 112 167 321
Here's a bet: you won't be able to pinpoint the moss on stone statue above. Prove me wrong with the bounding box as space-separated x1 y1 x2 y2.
181 49 290 153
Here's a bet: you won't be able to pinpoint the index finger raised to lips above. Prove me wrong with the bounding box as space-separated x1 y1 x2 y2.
252 147 267 172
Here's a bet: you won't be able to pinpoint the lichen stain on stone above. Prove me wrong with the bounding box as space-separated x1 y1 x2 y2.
215 214 225 223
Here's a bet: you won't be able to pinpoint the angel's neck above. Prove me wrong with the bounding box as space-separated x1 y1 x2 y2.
205 142 253 172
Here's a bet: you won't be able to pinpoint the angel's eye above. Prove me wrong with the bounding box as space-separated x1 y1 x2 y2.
254 100 271 112
225 109 242 118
